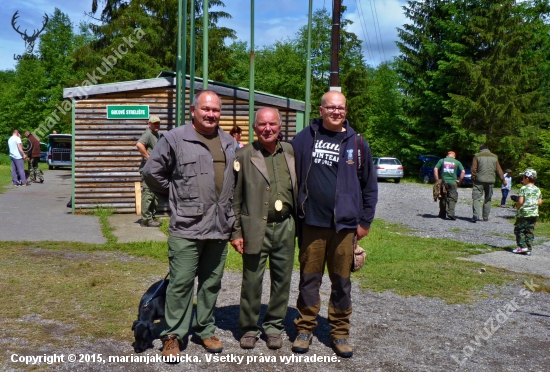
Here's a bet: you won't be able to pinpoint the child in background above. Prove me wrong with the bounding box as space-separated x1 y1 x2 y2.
501 169 512 207
513 168 542 255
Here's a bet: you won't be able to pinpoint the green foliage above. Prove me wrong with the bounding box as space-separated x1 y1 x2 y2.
396 0 550 169
76 0 236 82
0 9 83 151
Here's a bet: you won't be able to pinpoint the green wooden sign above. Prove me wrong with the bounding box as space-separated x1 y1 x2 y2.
107 105 149 119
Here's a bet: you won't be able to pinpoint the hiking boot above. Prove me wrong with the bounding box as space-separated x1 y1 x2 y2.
161 334 180 358
239 334 257 349
266 334 283 350
447 215 456 220
483 218 489 222
331 338 353 358
200 336 223 353
291 333 312 353
472 216 479 223
141 219 161 227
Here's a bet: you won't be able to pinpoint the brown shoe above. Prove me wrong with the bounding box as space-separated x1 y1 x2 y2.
141 219 161 227
239 334 257 349
291 333 312 353
266 334 282 349
161 334 180 358
201 336 223 353
332 338 353 358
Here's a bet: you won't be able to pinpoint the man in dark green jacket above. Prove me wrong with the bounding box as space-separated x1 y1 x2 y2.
230 107 297 350
471 145 507 222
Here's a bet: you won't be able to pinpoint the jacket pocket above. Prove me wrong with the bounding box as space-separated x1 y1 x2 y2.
176 184 199 201
180 155 198 183
336 193 360 226
175 201 203 230
221 204 236 234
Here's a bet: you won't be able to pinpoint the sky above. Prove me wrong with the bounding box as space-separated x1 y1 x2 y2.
0 0 409 71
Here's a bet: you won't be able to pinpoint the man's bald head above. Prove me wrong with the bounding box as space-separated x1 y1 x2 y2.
321 91 346 107
447 151 456 158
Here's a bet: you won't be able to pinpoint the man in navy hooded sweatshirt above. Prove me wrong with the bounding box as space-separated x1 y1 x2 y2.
291 91 378 358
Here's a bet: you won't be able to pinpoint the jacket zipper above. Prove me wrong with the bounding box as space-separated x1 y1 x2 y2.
301 130 317 217
333 135 347 232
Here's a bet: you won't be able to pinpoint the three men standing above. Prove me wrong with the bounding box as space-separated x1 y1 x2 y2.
471 145 507 222
136 115 161 227
143 91 238 357
434 151 464 220
230 108 297 350
291 91 378 358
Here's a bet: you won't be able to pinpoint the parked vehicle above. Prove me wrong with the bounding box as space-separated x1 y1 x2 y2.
461 164 473 187
418 154 473 187
47 134 72 170
373 157 404 183
40 142 47 162
419 159 439 183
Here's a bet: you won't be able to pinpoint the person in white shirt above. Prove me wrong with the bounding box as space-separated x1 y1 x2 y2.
501 169 513 207
7 130 28 186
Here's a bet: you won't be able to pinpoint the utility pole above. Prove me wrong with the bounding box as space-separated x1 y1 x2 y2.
329 0 341 91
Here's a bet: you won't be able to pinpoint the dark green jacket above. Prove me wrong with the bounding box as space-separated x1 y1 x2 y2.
231 141 297 254
471 149 505 184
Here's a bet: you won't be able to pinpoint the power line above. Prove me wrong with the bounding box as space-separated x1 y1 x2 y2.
367 0 384 63
355 0 375 62
371 0 387 61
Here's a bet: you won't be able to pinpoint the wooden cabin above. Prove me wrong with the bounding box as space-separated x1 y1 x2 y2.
63 76 306 213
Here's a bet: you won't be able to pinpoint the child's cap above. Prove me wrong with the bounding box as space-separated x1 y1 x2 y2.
520 168 537 179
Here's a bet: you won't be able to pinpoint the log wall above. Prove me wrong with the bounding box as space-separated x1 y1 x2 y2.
73 87 300 213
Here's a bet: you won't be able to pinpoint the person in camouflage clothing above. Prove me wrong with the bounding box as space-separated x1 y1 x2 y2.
24 131 44 183
513 168 542 255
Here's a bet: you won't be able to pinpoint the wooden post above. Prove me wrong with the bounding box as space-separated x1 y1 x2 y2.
134 181 142 215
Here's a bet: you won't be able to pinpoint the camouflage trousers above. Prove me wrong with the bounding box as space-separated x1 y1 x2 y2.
514 216 537 248
27 157 44 182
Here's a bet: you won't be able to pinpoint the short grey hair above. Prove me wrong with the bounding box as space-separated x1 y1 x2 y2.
253 107 282 127
192 90 222 109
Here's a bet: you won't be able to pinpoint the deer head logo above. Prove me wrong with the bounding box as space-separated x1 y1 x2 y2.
11 11 49 54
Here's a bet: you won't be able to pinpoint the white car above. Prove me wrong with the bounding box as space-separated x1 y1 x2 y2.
373 157 404 183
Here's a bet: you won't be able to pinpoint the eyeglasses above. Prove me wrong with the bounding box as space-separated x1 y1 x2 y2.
322 106 347 113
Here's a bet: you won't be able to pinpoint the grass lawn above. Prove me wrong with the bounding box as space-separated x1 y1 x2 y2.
0 161 49 194
1 188 548 348
1 215 548 347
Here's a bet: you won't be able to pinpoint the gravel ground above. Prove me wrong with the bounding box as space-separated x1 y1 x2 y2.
376 181 524 247
3 182 549 372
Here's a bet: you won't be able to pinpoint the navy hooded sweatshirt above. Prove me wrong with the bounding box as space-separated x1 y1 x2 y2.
291 118 378 231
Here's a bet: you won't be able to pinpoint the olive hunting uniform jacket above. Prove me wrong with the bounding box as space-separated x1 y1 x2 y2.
230 141 298 254
142 123 238 240
471 149 505 184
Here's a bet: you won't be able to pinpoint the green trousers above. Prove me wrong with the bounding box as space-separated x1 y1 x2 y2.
239 216 296 336
439 183 458 218
160 236 228 341
295 224 354 341
27 157 43 182
515 216 537 248
472 182 494 219
141 176 158 223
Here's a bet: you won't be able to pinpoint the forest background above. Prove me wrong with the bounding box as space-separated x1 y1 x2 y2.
2 0 550 216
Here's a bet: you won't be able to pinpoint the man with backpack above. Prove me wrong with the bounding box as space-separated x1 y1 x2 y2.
291 91 378 358
434 151 465 220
